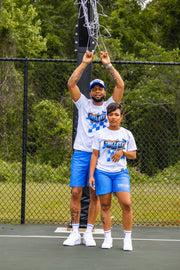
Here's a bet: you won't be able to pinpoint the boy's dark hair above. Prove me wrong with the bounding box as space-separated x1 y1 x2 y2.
107 103 123 115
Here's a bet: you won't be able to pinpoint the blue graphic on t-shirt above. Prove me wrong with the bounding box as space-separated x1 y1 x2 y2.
86 111 108 133
103 139 126 162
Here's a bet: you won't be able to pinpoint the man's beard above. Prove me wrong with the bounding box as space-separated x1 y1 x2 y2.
91 96 105 103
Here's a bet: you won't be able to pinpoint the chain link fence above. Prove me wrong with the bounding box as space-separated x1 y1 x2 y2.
0 58 179 226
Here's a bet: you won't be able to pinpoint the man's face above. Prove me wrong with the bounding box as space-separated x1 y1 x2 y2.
90 84 106 103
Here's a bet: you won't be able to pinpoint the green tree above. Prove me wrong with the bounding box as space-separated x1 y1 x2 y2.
31 0 77 58
27 99 73 167
121 43 180 174
0 62 24 161
0 0 46 57
147 0 180 50
102 0 152 54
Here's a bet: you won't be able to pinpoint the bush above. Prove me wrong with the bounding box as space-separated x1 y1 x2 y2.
152 161 180 184
0 159 178 185
27 99 73 167
0 159 71 184
129 160 180 184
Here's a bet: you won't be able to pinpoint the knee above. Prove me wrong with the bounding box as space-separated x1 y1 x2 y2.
90 190 99 203
71 188 82 201
101 203 111 213
122 202 132 213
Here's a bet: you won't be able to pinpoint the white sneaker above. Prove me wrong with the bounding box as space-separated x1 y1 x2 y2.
63 231 81 246
123 238 133 251
101 238 113 249
83 231 96 247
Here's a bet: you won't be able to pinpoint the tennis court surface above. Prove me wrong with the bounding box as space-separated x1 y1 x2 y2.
0 224 179 270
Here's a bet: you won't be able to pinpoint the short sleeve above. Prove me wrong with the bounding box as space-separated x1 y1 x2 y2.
127 131 137 151
92 133 100 151
73 93 87 109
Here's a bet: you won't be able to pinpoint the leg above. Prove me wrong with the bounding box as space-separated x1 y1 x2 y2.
115 191 133 251
63 187 83 246
99 193 113 249
87 188 100 225
83 188 100 247
99 193 112 231
68 150 90 227
70 187 83 224
115 191 132 231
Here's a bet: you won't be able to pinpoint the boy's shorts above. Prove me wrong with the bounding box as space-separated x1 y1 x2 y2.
94 168 131 195
70 150 92 187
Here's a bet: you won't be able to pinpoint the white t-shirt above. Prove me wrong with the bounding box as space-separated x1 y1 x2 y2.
92 127 137 172
73 94 114 152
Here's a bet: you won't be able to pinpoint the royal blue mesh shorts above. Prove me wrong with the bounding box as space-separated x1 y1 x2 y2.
70 150 92 187
94 168 131 195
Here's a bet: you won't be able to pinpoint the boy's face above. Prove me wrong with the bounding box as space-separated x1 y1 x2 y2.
107 109 123 127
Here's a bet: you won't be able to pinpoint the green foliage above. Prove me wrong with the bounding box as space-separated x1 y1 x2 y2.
27 99 73 167
26 160 71 184
102 0 180 55
128 166 151 183
0 160 21 182
129 160 180 184
152 161 180 184
0 159 71 184
32 0 77 58
0 62 24 161
0 159 179 185
147 0 180 50
28 61 76 100
0 0 179 179
0 0 47 57
102 0 151 54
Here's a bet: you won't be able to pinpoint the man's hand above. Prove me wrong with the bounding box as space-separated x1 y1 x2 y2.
82 50 94 65
100 51 111 67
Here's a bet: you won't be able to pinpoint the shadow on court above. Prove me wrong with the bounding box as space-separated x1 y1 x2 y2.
0 224 179 270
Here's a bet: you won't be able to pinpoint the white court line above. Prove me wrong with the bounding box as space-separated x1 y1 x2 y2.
0 235 180 242
55 227 104 234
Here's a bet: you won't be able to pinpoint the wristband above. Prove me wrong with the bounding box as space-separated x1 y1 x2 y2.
105 63 112 69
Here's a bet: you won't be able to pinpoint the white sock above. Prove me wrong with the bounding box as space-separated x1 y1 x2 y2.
104 230 111 239
72 224 79 233
124 230 132 239
86 224 94 233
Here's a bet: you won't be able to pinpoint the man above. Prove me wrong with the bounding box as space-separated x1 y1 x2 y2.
63 50 124 246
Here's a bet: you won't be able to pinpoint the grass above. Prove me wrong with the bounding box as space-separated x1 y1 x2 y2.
0 182 180 226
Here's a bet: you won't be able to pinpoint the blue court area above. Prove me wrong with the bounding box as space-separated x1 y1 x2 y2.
0 224 179 270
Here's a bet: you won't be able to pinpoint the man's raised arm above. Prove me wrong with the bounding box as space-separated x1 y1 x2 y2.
67 51 94 102
100 51 124 103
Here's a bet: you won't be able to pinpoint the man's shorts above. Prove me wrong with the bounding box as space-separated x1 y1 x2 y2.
94 168 131 195
70 150 92 187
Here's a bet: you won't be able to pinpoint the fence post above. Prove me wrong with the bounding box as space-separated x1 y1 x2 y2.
74 1 94 228
21 58 29 224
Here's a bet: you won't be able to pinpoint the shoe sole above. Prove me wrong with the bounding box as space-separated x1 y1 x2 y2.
63 239 81 246
123 248 133 251
101 245 112 249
